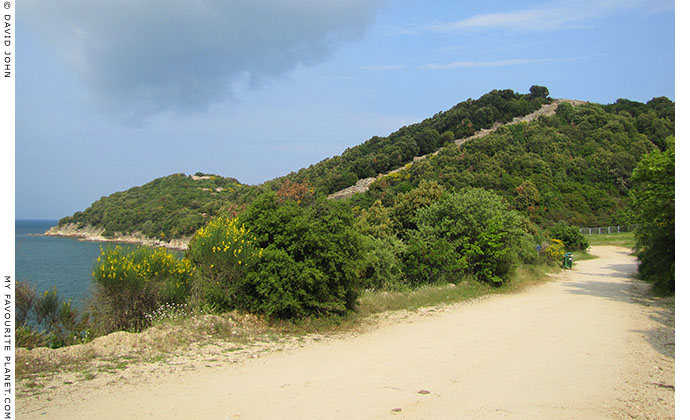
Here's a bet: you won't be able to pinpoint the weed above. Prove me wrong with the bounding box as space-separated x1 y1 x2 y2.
79 371 96 381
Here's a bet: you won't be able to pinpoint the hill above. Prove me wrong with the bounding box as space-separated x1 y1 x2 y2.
52 173 261 242
348 97 674 228
52 87 674 242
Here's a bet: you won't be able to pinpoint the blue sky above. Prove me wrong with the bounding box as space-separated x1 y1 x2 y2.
15 0 675 219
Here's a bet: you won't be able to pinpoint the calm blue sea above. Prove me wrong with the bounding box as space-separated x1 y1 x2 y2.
15 220 182 308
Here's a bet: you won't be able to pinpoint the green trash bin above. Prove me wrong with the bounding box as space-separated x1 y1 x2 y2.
563 252 573 269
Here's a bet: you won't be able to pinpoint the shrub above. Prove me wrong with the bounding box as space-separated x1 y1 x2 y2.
15 282 91 349
187 216 262 309
91 246 194 332
543 239 565 263
15 280 37 327
34 287 60 329
359 235 406 290
403 234 465 284
237 193 364 318
16 325 45 349
549 221 589 251
405 188 535 285
631 139 675 294
390 179 445 237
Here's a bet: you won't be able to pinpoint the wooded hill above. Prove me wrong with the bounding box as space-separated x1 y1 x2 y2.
351 98 674 228
58 173 260 239
56 86 674 240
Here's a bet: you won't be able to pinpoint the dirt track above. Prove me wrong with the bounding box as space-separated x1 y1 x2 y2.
18 246 674 419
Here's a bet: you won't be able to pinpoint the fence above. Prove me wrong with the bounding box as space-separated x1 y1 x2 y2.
579 225 637 235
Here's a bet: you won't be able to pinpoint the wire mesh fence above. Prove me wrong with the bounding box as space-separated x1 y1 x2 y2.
579 225 637 235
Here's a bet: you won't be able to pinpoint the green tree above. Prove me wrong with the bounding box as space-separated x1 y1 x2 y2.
237 193 364 318
529 85 550 99
630 138 675 294
548 221 589 251
514 180 540 212
391 180 445 237
405 188 535 285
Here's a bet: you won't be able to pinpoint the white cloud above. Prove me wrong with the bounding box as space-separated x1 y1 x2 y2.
423 56 587 70
423 59 538 70
432 0 674 32
360 64 405 71
22 0 386 124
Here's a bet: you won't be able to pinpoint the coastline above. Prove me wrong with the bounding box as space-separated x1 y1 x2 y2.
44 223 191 251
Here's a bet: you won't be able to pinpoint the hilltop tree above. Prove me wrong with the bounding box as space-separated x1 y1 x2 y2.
529 85 550 99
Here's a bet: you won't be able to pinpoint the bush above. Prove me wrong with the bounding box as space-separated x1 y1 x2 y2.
187 216 262 309
15 281 90 348
359 235 406 290
549 221 589 251
405 188 535 285
16 325 45 349
15 280 36 326
237 193 364 318
91 246 194 332
631 139 675 294
543 239 566 263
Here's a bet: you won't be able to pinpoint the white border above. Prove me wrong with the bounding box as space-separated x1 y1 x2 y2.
1 1 15 419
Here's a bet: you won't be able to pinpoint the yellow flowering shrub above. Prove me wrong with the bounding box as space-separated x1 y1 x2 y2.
92 246 194 331
188 216 262 309
544 239 566 263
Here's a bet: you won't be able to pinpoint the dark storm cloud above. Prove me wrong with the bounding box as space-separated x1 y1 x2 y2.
23 0 385 124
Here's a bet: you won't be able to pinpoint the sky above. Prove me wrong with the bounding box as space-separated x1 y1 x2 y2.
14 0 675 220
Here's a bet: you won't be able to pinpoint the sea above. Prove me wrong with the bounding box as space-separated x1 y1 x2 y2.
15 220 182 308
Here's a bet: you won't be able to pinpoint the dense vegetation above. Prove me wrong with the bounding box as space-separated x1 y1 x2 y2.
57 173 261 240
352 98 673 230
269 86 551 195
22 87 674 348
630 139 675 294
57 87 553 241
56 89 673 243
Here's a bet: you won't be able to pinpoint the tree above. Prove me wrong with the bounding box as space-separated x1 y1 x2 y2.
405 188 535 285
414 128 442 154
529 85 549 99
391 180 445 237
630 138 675 294
548 221 589 251
515 180 540 212
237 193 364 318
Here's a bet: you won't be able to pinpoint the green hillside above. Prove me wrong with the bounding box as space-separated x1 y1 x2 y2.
56 87 674 240
29 85 675 336
58 173 262 239
351 97 674 229
269 86 551 195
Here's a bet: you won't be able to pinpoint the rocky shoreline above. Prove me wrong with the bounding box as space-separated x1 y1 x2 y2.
44 223 190 251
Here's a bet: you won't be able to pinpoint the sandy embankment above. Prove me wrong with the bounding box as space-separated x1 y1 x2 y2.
17 246 674 419
44 223 190 250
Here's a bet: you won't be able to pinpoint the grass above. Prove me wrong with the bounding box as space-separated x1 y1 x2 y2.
585 231 636 248
357 262 557 318
571 250 597 261
565 232 636 263
357 280 491 317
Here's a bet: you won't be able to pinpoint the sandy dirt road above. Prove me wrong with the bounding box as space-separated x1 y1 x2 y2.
19 246 674 419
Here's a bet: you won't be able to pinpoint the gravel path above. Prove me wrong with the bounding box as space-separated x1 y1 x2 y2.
19 246 674 419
